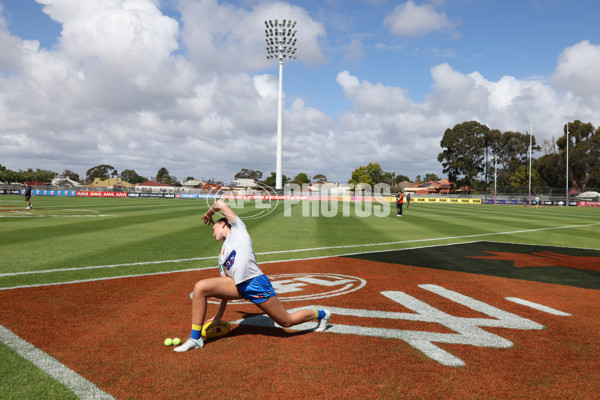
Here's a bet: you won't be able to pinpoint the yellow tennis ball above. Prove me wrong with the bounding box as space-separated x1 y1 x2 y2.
172 337 181 346
164 338 173 346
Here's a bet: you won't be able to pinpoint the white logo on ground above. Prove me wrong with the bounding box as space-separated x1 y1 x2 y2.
233 284 571 367
205 273 366 304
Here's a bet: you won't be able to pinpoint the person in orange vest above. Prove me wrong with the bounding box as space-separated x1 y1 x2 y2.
396 191 404 217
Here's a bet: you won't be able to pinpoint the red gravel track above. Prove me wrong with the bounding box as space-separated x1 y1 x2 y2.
1 256 598 399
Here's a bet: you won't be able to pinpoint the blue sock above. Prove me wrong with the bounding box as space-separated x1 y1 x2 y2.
317 310 326 319
191 324 202 340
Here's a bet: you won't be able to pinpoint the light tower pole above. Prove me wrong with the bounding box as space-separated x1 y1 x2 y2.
265 19 297 190
566 122 569 206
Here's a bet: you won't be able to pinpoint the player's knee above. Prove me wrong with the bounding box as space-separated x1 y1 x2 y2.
272 313 294 327
278 318 294 328
193 280 209 296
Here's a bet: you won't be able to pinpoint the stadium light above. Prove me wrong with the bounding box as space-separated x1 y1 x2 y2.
264 19 298 190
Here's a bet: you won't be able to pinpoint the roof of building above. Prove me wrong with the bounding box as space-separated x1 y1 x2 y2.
91 177 134 188
136 181 172 187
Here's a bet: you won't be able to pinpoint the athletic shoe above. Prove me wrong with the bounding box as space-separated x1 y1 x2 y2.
25 206 30 210
173 337 204 352
314 310 331 332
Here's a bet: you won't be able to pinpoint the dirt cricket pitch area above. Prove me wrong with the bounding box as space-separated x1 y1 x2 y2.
1 241 599 399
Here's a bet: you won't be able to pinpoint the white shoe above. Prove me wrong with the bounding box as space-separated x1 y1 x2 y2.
314 310 331 332
173 337 204 352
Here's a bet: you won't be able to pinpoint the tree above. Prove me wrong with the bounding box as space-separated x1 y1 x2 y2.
86 164 117 184
22 168 57 183
382 171 395 185
536 153 564 188
264 172 289 187
0 166 20 183
393 174 411 184
234 169 263 180
348 163 388 186
121 169 148 184
541 137 557 155
580 128 600 187
560 121 599 189
292 172 310 185
508 165 542 187
479 129 537 188
312 174 327 183
156 167 172 184
536 120 599 189
424 173 440 182
61 169 80 182
438 121 490 189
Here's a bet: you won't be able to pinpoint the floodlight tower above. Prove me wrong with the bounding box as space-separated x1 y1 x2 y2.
265 19 297 190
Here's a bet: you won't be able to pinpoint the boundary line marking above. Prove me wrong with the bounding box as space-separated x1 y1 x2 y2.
1 221 599 279
0 325 115 399
2 238 599 292
0 241 484 291
0 222 600 278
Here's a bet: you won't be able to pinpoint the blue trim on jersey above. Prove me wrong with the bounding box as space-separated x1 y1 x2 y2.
236 274 276 304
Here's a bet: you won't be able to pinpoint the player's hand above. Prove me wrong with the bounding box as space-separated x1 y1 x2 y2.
201 213 214 225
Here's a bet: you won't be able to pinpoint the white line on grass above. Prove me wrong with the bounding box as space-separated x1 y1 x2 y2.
1 221 598 279
0 325 115 400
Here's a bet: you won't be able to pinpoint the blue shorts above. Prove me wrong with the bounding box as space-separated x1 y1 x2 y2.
236 274 276 304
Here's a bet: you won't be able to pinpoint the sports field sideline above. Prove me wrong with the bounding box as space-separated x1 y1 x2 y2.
0 195 599 399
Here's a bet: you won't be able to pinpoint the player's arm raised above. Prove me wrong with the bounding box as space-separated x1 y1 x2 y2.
202 199 237 225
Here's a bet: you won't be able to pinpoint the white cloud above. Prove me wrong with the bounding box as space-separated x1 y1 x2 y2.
337 70 412 114
177 0 325 72
383 1 456 37
0 0 599 185
551 40 600 99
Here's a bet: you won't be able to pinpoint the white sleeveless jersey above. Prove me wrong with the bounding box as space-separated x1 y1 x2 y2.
217 216 263 285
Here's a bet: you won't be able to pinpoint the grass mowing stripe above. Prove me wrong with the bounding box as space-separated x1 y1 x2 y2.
0 325 115 400
2 221 598 279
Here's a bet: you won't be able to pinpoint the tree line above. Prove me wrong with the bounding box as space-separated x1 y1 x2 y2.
438 120 600 192
0 164 180 186
2 119 598 191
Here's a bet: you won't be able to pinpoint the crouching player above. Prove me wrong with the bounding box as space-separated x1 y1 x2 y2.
174 199 331 352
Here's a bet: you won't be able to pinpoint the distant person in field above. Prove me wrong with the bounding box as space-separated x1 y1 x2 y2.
24 183 32 209
174 199 331 352
535 195 540 209
396 191 404 217
406 193 411 209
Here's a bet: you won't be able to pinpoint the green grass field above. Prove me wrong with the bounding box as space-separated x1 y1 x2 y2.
0 195 599 399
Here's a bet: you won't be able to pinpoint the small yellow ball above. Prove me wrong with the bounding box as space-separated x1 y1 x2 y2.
164 338 173 346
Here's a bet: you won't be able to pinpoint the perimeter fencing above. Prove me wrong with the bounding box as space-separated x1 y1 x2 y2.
1 183 599 205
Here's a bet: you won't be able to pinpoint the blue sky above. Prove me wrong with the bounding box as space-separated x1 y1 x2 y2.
1 0 599 183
